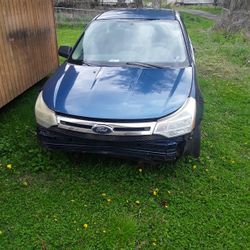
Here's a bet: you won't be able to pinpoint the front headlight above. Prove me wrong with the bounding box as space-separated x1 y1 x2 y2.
153 97 196 138
35 92 57 128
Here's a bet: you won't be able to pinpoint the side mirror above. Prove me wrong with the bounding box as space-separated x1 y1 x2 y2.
58 46 72 58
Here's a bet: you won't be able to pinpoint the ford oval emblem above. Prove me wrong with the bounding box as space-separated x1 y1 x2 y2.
92 124 113 135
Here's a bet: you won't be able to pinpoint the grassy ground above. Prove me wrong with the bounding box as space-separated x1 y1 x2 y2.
0 14 249 249
174 5 223 15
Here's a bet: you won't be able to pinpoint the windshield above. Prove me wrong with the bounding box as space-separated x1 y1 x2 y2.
70 19 188 67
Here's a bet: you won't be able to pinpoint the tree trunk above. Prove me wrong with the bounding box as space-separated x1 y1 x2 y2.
216 0 250 37
117 0 126 7
229 0 250 12
134 0 143 8
223 0 250 11
152 0 162 9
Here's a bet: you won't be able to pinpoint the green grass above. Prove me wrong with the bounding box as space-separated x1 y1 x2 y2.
174 5 223 15
0 14 250 249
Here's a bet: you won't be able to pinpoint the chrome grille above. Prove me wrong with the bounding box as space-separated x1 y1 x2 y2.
57 115 156 136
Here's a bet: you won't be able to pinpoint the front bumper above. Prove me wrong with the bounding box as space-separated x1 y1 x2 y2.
37 125 191 161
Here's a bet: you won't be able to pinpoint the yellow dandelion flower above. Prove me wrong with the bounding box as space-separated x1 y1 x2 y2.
152 188 159 196
165 205 168 208
205 168 209 172
192 165 197 170
152 239 157 246
135 200 140 205
101 193 106 197
7 164 12 170
107 198 112 202
83 224 88 229
23 181 28 187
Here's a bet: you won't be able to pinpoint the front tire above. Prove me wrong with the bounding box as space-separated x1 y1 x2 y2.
189 126 201 158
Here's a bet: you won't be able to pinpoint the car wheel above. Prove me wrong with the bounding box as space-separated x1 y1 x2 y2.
189 125 201 158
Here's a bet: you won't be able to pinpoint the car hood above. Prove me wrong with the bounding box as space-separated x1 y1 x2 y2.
43 63 193 120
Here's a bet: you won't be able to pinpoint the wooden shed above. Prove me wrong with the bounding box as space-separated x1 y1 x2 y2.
0 0 58 109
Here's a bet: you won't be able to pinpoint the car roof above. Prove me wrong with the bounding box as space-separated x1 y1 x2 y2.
96 8 176 20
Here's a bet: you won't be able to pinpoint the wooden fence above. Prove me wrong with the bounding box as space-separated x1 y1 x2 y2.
0 0 58 109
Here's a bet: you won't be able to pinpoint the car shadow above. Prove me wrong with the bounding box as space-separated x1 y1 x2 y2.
60 150 188 176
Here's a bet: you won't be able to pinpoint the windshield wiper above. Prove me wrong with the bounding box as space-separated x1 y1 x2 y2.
69 59 90 66
82 60 94 66
72 60 169 68
82 61 112 67
125 62 165 69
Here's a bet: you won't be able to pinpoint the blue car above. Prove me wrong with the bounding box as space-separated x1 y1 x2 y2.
35 9 204 161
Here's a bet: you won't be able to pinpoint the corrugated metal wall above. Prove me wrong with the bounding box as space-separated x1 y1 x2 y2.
0 0 58 108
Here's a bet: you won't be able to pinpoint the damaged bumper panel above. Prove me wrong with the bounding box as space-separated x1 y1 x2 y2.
37 125 191 161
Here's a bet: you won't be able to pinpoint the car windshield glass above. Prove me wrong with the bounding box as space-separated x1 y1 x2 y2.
70 19 188 67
